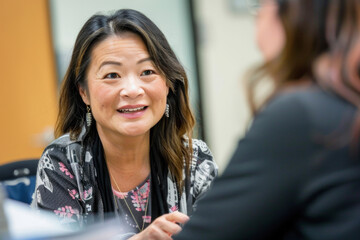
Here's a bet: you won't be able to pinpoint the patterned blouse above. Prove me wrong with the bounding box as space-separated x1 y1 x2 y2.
112 176 151 233
31 132 218 237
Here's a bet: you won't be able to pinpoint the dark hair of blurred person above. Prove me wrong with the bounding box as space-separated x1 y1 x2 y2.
174 0 360 239
32 9 217 239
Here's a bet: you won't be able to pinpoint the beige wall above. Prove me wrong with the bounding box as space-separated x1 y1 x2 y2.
195 0 262 172
0 0 57 164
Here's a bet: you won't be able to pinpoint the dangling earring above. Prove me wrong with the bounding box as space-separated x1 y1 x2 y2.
165 103 170 118
86 105 92 127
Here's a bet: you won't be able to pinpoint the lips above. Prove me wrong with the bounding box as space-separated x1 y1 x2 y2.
117 106 147 113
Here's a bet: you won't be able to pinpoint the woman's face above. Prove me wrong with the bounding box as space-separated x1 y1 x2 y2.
255 0 285 61
79 32 169 139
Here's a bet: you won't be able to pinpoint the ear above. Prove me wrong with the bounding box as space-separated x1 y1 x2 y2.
79 85 90 105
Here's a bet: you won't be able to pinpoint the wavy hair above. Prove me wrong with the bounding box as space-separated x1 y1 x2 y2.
246 0 360 115
55 9 195 190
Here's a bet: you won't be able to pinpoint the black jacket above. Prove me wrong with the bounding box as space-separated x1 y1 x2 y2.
175 85 360 240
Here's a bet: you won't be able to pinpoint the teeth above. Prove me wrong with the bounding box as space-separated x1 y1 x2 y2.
119 106 146 113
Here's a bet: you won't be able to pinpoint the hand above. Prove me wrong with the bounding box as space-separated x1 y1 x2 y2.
129 211 189 240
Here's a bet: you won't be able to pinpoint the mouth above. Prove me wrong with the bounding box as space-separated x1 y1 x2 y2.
117 106 148 113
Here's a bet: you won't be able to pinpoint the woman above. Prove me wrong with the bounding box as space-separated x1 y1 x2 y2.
174 0 360 239
32 9 217 239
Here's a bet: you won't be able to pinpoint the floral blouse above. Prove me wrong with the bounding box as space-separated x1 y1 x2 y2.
31 132 218 234
112 176 151 233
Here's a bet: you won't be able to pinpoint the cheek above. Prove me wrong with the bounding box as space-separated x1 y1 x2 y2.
151 90 167 106
89 83 117 109
256 12 285 60
256 15 273 57
255 20 267 55
268 23 285 60
149 80 168 103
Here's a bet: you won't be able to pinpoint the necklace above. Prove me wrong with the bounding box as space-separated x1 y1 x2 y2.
110 173 150 232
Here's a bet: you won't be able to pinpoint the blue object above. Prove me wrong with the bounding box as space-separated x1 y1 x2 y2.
0 159 38 204
2 176 36 204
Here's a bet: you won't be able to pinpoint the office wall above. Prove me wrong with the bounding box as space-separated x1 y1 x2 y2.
194 0 262 171
0 0 58 164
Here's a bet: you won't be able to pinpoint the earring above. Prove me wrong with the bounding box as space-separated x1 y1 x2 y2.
165 103 169 118
86 105 92 127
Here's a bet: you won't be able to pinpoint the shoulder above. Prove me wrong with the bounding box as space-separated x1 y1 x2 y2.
262 85 356 134
185 139 218 203
39 133 83 168
239 85 357 160
263 86 316 117
267 84 354 116
191 139 213 159
48 133 81 148
254 86 329 133
190 139 217 170
189 139 218 183
249 89 312 141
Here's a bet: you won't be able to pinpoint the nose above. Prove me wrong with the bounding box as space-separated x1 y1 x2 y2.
120 75 145 99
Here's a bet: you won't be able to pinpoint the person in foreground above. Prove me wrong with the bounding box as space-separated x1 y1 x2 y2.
31 9 218 240
174 0 360 239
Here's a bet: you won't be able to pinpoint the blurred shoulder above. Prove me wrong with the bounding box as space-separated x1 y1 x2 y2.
267 85 357 129
269 84 353 113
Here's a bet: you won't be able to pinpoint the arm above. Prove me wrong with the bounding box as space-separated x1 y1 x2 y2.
32 145 83 225
174 94 312 240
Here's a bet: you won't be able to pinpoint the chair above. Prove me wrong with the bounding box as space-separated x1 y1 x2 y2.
0 159 39 204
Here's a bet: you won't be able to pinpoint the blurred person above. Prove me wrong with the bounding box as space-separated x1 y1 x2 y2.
173 0 360 239
31 9 217 240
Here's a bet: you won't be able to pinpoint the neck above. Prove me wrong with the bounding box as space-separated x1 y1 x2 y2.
97 127 151 192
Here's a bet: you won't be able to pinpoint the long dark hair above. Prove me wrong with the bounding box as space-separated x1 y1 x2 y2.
55 9 195 191
246 0 360 114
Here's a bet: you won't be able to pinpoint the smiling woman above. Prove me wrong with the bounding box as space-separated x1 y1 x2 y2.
31 9 218 240
79 33 169 139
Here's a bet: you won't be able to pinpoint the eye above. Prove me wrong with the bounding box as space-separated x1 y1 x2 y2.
141 70 155 76
104 73 120 79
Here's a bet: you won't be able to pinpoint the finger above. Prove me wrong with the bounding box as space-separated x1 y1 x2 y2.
164 211 190 224
144 224 173 240
156 218 183 235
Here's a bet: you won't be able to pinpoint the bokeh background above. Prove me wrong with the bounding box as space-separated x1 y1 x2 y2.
0 0 261 172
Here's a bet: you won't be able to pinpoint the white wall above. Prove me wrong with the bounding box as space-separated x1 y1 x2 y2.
195 0 262 172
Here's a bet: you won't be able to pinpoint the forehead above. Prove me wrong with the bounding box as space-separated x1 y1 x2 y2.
90 32 149 61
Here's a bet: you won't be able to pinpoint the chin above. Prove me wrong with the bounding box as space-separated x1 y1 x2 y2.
122 128 149 137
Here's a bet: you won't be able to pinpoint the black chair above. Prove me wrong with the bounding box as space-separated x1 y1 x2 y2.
0 159 39 204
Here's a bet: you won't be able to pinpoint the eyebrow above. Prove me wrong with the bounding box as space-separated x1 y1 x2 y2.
97 57 153 71
137 57 153 64
98 61 121 71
